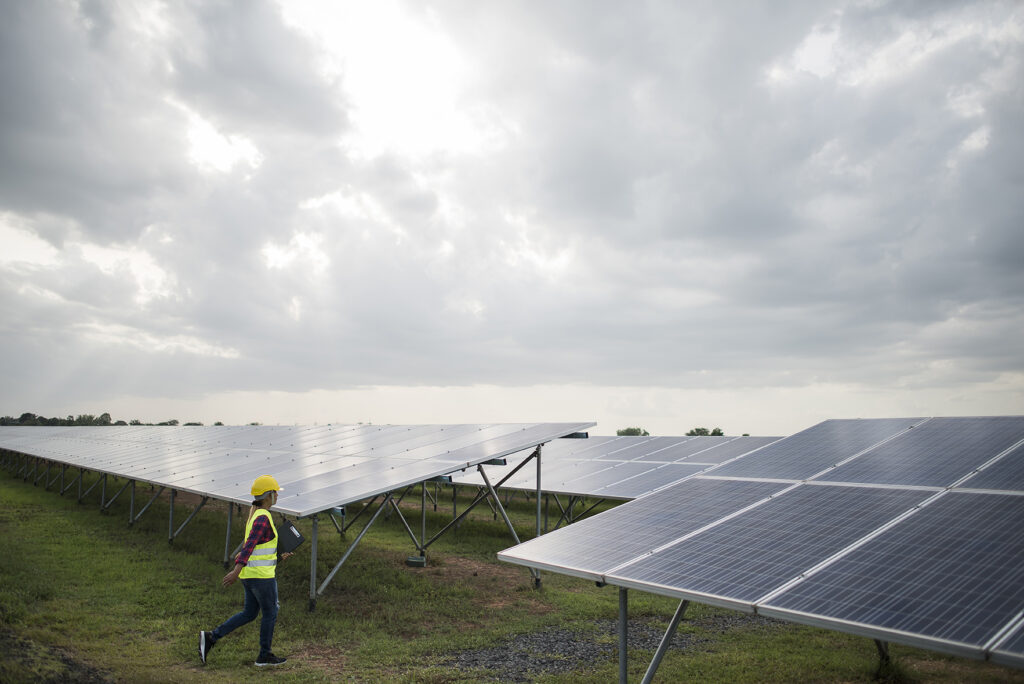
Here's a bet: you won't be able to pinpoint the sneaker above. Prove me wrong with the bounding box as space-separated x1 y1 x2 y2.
199 631 215 665
255 653 287 667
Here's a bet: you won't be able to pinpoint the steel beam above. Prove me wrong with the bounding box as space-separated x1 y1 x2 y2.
640 600 689 684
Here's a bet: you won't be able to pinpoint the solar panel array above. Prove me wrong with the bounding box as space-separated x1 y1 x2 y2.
0 422 594 517
450 434 781 500
499 417 1024 665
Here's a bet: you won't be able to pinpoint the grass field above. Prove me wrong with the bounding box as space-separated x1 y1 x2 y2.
1 464 1022 683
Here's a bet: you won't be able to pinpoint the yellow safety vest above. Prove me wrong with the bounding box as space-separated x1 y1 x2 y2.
239 509 278 579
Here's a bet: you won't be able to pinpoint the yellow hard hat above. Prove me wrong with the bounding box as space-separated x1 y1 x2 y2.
251 474 282 497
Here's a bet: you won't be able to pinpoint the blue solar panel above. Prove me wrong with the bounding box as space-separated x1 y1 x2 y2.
678 436 782 464
960 442 1024 492
764 491 1024 648
626 437 719 462
593 437 691 461
993 623 1024 668
822 417 1024 487
712 418 922 480
498 478 788 579
607 484 928 603
595 463 707 499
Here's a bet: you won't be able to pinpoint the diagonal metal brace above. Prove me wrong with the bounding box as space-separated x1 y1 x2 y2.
130 486 165 526
423 447 541 549
171 496 210 541
317 493 393 597
478 466 540 582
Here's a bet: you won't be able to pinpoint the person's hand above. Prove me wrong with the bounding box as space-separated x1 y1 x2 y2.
281 552 293 561
222 566 241 588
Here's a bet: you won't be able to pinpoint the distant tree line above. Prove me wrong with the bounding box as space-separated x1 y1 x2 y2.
619 426 739 437
0 412 222 427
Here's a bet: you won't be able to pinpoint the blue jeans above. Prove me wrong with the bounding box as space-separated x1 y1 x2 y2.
212 577 279 657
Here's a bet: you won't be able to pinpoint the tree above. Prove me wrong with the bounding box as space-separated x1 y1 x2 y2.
617 427 650 436
686 427 724 436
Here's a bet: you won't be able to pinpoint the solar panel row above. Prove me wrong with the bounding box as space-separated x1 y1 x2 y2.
499 416 1024 665
0 422 595 517
450 435 781 500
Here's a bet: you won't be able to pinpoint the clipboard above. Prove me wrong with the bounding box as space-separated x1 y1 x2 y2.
278 516 305 553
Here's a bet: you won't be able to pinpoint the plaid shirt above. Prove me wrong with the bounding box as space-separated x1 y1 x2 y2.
236 513 275 566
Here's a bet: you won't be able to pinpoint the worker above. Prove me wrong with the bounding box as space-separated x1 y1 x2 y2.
199 474 292 667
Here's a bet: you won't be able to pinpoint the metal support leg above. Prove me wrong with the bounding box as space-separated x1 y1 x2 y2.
536 444 543 539
168 489 175 543
309 515 319 611
99 474 107 508
452 484 458 527
640 600 689 684
420 483 427 557
874 639 891 675
223 503 234 568
619 588 629 684
544 494 549 534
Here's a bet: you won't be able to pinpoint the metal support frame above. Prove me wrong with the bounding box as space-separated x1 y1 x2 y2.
223 502 235 568
170 496 209 543
874 639 891 675
130 486 165 526
619 588 629 684
101 478 132 512
63 468 84 496
310 493 393 611
477 466 540 584
640 600 690 684
328 509 344 537
422 448 540 551
420 483 427 558
340 495 381 534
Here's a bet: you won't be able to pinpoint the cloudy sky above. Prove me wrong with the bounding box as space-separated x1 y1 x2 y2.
1 0 1022 436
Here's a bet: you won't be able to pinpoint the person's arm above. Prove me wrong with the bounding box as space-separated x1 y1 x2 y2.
221 513 273 587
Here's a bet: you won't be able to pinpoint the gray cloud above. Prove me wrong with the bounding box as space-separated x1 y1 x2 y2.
1 0 1021 418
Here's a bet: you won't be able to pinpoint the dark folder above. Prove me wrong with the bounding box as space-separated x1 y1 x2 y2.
278 517 305 553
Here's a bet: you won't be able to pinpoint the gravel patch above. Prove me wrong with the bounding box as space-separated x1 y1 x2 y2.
445 612 781 682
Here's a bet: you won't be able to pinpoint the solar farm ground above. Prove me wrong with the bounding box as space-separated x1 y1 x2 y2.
1 469 1022 683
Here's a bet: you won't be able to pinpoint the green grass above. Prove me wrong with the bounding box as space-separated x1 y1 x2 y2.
1 465 1022 683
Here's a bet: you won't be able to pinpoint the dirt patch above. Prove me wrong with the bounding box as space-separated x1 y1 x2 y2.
420 555 523 584
292 642 350 674
444 617 711 682
0 626 112 683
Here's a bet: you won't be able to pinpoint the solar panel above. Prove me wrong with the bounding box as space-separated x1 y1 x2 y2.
712 418 923 480
959 442 1024 492
763 491 1024 651
451 435 781 500
992 622 1024 668
820 417 1024 487
633 436 731 463
498 478 789 580
498 416 1024 669
0 422 594 518
593 437 692 461
594 463 707 499
607 484 929 604
676 436 781 464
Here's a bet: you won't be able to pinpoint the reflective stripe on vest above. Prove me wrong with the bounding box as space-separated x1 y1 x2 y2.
239 509 278 579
